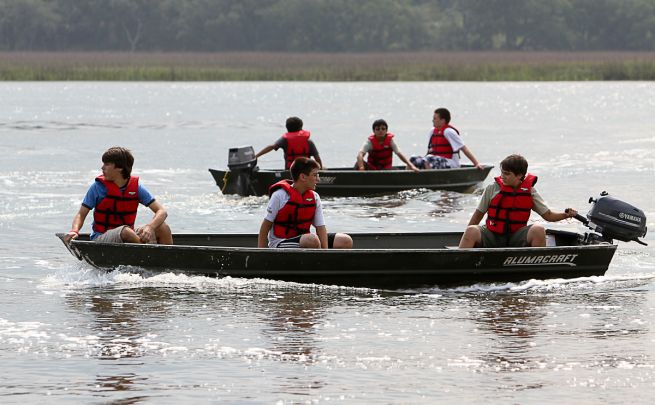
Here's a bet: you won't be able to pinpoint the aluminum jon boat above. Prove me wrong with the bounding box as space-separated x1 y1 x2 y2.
208 146 493 197
56 230 619 289
56 193 647 289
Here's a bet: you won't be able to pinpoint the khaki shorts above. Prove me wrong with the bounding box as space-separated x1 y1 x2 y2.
94 225 156 244
479 224 532 248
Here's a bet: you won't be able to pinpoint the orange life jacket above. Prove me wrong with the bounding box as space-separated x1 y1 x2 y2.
269 180 317 238
366 133 394 170
283 130 311 169
92 175 140 234
428 124 459 158
485 174 537 234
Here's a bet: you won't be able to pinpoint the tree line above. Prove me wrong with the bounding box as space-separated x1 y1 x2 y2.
1 0 654 52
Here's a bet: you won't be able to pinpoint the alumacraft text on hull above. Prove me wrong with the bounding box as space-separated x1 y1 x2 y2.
57 192 646 289
209 146 493 197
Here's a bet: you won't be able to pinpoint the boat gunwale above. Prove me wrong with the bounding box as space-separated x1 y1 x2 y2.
56 233 618 254
55 232 618 287
213 164 493 175
209 164 494 196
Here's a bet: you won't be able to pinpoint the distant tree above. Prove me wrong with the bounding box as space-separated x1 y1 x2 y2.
0 0 60 50
443 0 575 50
568 0 655 50
253 0 429 52
0 0 654 52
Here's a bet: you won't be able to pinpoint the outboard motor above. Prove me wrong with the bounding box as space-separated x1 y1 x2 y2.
578 191 648 245
223 146 258 196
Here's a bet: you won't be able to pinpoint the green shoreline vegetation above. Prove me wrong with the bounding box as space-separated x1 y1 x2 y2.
2 52 655 81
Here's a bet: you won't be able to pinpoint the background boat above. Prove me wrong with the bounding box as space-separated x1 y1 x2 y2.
209 164 493 197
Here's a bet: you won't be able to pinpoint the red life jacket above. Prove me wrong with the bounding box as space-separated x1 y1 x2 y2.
92 175 140 234
282 130 311 169
485 174 537 235
269 180 317 238
428 124 459 158
366 133 394 170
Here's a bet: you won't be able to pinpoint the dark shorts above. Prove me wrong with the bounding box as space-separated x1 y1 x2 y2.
479 225 532 248
277 233 336 249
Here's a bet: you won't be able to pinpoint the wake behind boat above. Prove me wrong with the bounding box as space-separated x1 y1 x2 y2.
57 193 647 289
209 146 493 197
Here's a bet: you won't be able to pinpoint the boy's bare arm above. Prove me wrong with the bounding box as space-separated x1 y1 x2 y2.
255 144 276 158
540 209 577 222
258 220 273 248
356 151 366 170
315 225 328 249
396 151 419 172
467 210 485 226
460 146 483 169
65 206 91 242
138 201 168 242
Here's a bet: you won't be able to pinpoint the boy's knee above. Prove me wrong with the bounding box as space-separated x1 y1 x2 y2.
527 224 546 247
120 226 140 243
464 225 481 237
156 222 171 236
301 233 320 248
333 233 353 249
459 225 482 248
529 224 546 236
155 222 174 245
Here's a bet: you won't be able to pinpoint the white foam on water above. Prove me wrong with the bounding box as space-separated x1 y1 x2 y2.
189 344 333 364
399 273 655 295
137 168 196 175
0 318 50 340
39 263 374 294
619 135 655 144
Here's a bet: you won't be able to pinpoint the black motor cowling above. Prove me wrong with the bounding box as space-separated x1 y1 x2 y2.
228 146 257 171
584 191 647 244
224 146 258 196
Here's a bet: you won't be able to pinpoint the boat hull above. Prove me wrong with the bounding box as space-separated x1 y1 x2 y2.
209 165 493 197
57 231 617 289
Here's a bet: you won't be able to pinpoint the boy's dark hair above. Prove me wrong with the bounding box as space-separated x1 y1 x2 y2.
500 154 528 178
286 116 304 132
434 108 451 123
290 157 320 181
372 119 388 130
102 146 134 179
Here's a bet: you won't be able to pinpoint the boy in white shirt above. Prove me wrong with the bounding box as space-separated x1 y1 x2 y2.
410 108 484 170
258 157 352 249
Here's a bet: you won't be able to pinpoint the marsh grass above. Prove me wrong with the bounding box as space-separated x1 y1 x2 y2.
2 51 655 81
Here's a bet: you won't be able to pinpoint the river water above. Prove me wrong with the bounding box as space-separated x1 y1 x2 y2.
1 82 654 404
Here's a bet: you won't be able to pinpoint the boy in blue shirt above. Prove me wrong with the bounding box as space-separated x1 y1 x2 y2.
64 147 173 244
